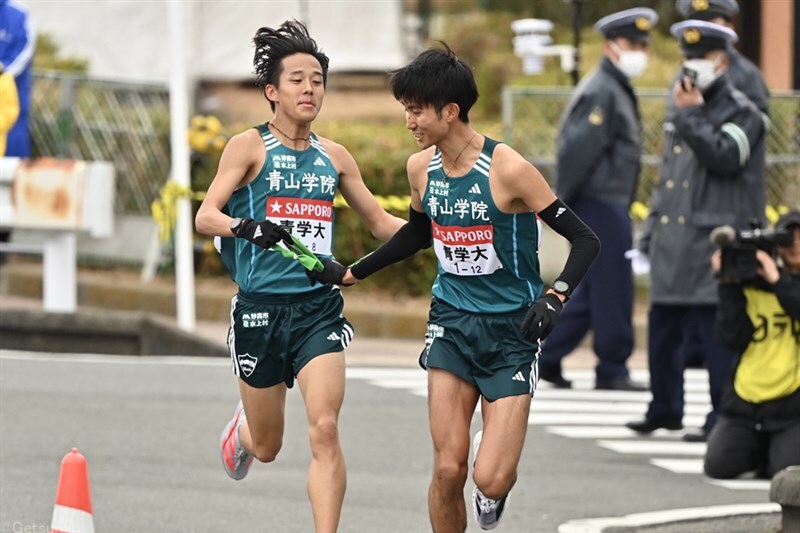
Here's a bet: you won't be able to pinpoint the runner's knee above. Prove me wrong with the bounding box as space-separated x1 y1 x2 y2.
433 456 468 488
308 415 340 456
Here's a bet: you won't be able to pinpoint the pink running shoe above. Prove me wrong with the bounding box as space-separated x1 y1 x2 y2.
220 401 253 480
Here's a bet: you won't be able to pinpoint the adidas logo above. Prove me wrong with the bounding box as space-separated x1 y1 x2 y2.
469 184 481 195
512 371 525 382
555 207 566 218
327 332 341 341
253 225 263 238
314 156 326 167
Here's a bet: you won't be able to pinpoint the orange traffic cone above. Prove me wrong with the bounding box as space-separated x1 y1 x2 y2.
50 448 94 533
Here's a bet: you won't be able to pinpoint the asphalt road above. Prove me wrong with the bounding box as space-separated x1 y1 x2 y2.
0 348 778 533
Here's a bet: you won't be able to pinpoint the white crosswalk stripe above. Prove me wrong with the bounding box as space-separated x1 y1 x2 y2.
598 440 706 455
346 367 767 492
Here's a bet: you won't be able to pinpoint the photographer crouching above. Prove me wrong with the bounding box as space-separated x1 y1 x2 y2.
705 211 800 480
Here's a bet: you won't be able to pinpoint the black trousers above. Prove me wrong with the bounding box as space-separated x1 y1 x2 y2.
704 414 800 479
645 304 735 431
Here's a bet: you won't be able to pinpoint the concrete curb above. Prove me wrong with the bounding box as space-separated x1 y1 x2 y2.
0 307 227 357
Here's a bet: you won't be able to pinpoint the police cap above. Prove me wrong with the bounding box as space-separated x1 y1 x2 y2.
670 20 738 57
676 0 739 21
594 8 658 44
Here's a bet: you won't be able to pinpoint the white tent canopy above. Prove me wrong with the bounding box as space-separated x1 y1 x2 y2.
27 0 409 83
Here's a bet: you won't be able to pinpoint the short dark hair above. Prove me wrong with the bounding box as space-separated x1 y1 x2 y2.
389 43 478 123
252 20 330 111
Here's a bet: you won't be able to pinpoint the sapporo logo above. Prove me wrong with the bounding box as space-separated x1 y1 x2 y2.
237 353 257 377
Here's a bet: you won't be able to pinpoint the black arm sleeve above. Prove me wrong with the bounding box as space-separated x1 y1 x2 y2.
350 206 431 280
538 198 601 291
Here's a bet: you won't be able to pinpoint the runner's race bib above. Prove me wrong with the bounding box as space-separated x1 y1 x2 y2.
431 221 503 276
266 196 334 255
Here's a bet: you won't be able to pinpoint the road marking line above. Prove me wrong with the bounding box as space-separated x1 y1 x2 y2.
557 503 780 533
546 426 679 439
528 413 706 426
650 458 704 473
598 440 706 455
531 400 708 415
538 390 710 403
707 479 771 491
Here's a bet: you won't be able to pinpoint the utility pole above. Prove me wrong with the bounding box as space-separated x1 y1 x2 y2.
570 0 583 86
167 0 197 331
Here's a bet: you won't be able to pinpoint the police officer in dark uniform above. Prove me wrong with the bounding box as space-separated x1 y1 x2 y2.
539 8 657 391
627 21 767 439
672 0 771 382
676 0 769 115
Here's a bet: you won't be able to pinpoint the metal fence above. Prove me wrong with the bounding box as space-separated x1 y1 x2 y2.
29 74 799 217
30 72 171 215
502 87 800 212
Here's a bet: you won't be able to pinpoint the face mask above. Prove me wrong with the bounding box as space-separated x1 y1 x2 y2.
682 55 724 90
611 42 648 78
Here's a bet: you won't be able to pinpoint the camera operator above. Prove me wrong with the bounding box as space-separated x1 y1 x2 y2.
626 21 767 441
704 211 800 480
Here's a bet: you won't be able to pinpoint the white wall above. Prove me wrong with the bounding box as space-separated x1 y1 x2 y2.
26 0 407 83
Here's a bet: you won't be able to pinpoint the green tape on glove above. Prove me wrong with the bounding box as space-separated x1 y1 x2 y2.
271 234 324 272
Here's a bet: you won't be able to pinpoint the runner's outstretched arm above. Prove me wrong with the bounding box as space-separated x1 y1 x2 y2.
307 205 431 285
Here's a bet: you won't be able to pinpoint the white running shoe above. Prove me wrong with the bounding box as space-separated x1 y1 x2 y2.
473 486 508 531
472 430 508 530
220 401 253 480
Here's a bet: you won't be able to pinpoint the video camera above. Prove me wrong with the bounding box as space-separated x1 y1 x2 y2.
710 222 793 283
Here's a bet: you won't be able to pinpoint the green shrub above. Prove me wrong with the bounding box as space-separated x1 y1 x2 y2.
34 33 90 72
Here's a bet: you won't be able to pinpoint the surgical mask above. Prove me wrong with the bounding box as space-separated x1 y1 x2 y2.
682 55 724 90
611 42 648 78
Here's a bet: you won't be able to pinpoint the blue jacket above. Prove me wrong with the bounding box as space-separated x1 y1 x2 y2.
0 0 35 156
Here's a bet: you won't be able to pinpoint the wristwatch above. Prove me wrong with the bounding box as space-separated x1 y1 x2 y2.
552 279 571 301
230 217 244 236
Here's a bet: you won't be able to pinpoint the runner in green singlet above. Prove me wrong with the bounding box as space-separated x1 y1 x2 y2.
194 20 404 533
308 44 601 532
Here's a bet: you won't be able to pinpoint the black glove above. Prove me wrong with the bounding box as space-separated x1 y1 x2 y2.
521 293 563 342
234 219 290 250
306 259 353 286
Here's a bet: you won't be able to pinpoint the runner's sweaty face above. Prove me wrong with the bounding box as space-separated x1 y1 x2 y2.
266 53 325 123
